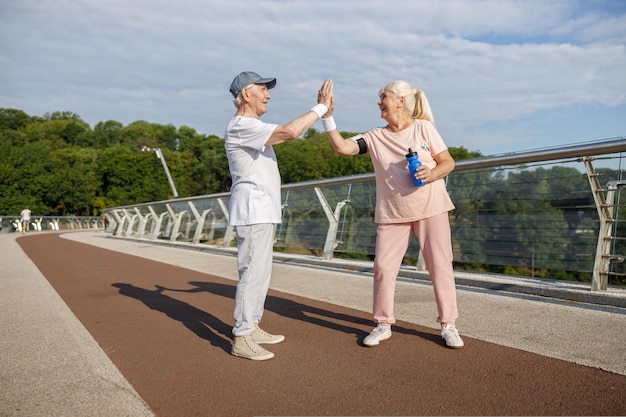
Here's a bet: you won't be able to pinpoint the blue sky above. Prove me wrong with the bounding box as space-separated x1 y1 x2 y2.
1 0 625 155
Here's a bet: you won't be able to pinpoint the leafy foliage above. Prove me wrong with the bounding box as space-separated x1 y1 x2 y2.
0 108 479 216
0 108 226 215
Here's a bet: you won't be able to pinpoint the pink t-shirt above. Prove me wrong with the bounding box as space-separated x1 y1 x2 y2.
362 120 455 224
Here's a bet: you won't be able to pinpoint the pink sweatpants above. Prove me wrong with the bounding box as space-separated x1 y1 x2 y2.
372 212 458 325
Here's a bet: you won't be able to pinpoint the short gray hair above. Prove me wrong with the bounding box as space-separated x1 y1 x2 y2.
232 83 254 108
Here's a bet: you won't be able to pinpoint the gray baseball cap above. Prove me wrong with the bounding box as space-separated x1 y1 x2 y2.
229 71 277 97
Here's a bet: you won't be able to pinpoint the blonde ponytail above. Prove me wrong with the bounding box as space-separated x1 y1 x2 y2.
412 89 435 124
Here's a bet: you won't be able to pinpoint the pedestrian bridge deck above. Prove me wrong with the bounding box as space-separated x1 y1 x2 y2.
2 231 625 416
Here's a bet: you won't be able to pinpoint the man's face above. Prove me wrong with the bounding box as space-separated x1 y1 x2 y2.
243 83 272 116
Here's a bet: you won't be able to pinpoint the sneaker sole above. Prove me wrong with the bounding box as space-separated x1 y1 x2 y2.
363 335 391 347
231 350 274 361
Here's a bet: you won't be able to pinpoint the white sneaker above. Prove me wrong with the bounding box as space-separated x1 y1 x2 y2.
441 324 464 349
231 335 274 361
363 324 392 346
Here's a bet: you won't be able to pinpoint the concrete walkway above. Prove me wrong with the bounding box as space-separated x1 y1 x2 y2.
0 232 154 417
2 230 626 416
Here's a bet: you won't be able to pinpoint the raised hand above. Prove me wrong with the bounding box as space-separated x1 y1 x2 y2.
318 78 333 110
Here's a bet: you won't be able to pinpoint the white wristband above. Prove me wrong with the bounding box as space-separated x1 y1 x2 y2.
310 103 328 119
322 116 337 132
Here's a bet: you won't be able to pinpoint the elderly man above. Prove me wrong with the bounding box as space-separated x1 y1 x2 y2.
225 71 333 360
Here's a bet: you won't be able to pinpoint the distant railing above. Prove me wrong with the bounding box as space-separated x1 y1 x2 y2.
103 137 626 291
0 216 104 233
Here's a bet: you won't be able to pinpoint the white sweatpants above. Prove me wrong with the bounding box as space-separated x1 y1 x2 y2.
232 223 276 337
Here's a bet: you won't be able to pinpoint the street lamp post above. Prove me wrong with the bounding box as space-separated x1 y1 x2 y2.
141 146 178 198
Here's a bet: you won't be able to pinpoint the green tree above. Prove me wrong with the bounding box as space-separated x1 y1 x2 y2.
0 139 56 215
119 121 178 150
44 147 100 215
97 145 169 205
0 108 32 131
93 120 124 148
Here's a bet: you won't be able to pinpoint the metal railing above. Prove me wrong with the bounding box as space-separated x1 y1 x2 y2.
103 137 626 291
0 216 105 233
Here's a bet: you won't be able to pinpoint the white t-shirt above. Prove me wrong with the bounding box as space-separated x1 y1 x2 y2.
20 209 31 221
225 116 281 226
362 119 455 224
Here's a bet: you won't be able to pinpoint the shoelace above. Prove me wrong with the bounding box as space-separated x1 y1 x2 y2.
244 336 266 353
442 326 461 344
255 327 271 337
371 326 389 336
441 325 456 336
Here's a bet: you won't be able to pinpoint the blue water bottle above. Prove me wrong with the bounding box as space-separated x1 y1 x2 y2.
406 148 424 186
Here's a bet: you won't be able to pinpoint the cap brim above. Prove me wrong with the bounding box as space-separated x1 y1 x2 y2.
257 78 276 89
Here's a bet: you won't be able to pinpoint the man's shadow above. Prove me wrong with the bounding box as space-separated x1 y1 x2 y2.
164 280 373 338
111 283 233 353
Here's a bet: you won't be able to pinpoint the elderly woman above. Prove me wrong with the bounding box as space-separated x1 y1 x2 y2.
322 79 464 349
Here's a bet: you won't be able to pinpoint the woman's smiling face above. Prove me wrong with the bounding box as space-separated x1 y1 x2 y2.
378 91 401 121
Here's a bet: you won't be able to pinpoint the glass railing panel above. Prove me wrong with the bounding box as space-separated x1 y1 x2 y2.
101 139 626 286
